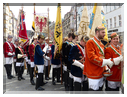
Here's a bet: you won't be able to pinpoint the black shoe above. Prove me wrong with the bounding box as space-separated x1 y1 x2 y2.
18 77 21 81
65 86 69 91
48 77 51 80
45 77 49 80
52 81 56 85
57 80 61 83
41 82 48 86
8 76 12 79
36 87 45 91
21 77 25 80
30 80 35 85
11 75 15 78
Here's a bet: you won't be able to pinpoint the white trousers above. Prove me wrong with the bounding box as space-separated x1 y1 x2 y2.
44 59 51 66
63 65 67 71
30 62 35 68
88 77 104 90
72 74 85 83
28 59 31 65
25 57 28 62
16 62 24 67
52 64 61 68
108 81 121 89
36 65 44 73
5 57 13 64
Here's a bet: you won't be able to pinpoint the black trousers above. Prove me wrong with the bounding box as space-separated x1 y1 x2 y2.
4 64 12 78
14 62 18 75
30 67 34 81
64 70 69 90
27 62 30 74
105 80 120 91
52 67 61 82
45 65 51 79
17 66 24 78
35 73 43 89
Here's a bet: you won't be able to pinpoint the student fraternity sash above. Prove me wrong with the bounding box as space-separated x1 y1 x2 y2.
18 46 24 55
65 41 74 46
109 45 121 56
92 38 104 56
34 42 42 54
76 44 85 59
6 41 13 52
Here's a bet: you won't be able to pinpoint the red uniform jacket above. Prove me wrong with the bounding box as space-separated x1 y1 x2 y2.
3 41 15 58
105 44 123 82
29 43 35 62
83 36 105 79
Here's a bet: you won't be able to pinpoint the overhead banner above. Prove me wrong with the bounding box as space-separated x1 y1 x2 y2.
35 15 47 33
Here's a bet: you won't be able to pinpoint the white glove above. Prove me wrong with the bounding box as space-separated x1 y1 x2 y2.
22 54 27 58
113 55 123 65
43 45 48 53
45 56 50 60
120 55 124 61
8 52 13 56
18 54 23 59
13 52 15 55
102 58 113 68
72 60 84 70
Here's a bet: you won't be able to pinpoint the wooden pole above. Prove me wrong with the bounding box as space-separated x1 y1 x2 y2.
60 56 63 84
47 8 50 78
33 3 36 77
34 3 36 35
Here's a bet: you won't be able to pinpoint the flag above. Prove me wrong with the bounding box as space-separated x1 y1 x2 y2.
77 3 89 41
32 21 35 31
88 3 108 42
19 10 28 43
54 3 63 58
32 10 35 32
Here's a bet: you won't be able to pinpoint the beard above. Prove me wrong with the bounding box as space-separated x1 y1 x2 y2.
98 33 104 39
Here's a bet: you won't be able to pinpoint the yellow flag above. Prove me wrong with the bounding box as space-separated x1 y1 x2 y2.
88 3 108 41
54 3 63 58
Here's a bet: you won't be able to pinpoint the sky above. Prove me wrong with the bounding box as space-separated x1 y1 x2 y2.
9 5 71 30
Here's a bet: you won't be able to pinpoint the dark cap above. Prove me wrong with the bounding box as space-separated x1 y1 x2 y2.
83 36 89 42
15 39 19 42
8 35 13 39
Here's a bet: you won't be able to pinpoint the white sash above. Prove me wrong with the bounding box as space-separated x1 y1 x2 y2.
92 38 104 55
6 41 13 51
109 45 121 56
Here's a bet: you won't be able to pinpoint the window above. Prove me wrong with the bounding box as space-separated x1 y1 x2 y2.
110 18 112 28
4 24 8 28
9 19 12 23
4 15 6 20
106 20 108 29
9 12 11 17
106 4 107 13
114 3 116 10
9 26 11 31
114 17 116 28
119 15 122 27
110 3 111 12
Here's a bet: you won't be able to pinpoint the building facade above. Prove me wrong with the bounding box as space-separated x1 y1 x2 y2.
3 3 18 43
62 11 71 38
77 3 124 42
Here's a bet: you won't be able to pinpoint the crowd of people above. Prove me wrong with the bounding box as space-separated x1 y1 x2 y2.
3 25 123 92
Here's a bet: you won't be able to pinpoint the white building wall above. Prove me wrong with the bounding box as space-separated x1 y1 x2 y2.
77 3 124 39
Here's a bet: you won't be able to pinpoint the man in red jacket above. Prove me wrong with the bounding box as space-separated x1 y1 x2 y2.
83 26 113 91
3 35 15 79
29 36 37 85
105 32 123 91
